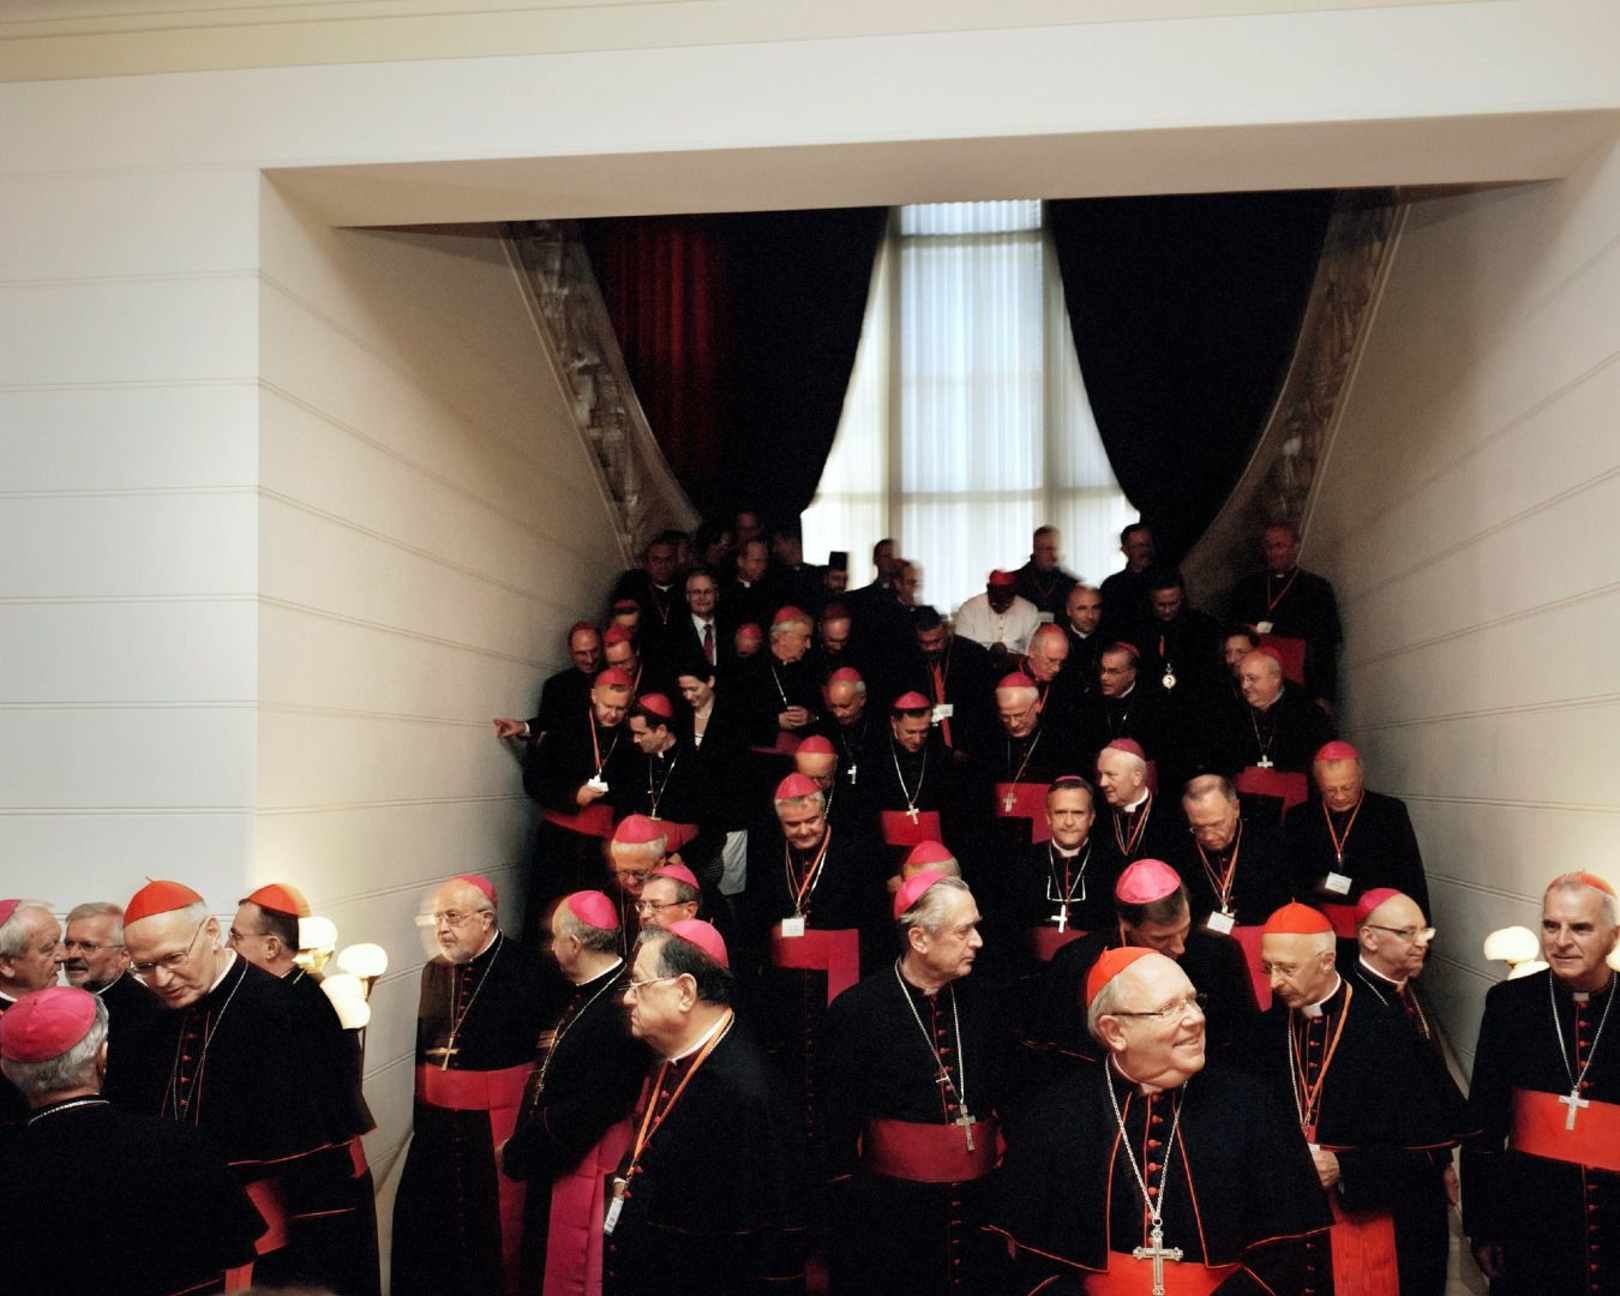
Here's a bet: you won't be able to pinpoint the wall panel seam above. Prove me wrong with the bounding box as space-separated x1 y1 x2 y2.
258 594 552 670
0 485 257 500
1428 952 1495 984
260 380 599 558
0 594 258 605
0 268 260 290
0 805 253 814
258 700 489 726
1392 793 1620 815
1344 688 1620 730
281 864 522 912
257 793 528 814
1427 872 1543 904
0 377 256 393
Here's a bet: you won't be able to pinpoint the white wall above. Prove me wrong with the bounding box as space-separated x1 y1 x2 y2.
1307 138 1620 1071
256 184 623 1169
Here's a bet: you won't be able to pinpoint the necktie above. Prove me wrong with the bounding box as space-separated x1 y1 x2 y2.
702 621 715 665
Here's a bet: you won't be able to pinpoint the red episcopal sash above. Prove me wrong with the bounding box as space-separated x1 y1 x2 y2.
1258 634 1307 686
862 1117 1000 1183
1325 1194 1400 1296
416 1063 535 1295
1512 1087 1620 1172
994 782 1053 843
879 809 943 846
752 731 802 757
346 1134 368 1178
1028 927 1088 962
656 819 699 851
543 803 616 839
544 1118 633 1296
1230 925 1272 1012
770 925 861 1004
1233 767 1308 820
1320 903 1359 940
243 1177 291 1256
1085 1255 1238 1295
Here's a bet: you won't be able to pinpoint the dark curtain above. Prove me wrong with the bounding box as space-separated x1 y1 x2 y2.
1049 191 1336 563
582 208 886 526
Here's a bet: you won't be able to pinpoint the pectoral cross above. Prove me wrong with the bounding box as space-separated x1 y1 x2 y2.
426 1040 460 1070
1257 755 1274 770
846 763 859 785
955 1107 976 1152
905 805 920 825
1002 790 1017 814
1052 905 1069 933
1132 1221 1184 1296
1560 1087 1591 1130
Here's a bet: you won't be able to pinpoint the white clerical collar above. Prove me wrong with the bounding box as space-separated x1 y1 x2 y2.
1301 973 1343 1018
208 951 239 993
667 1009 732 1062
1116 683 1136 700
578 957 624 989
1070 627 1093 639
0 990 17 1008
1053 842 1083 859
1122 789 1150 814
1357 956 1405 992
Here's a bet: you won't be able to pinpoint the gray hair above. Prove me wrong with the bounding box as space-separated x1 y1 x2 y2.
557 907 620 954
769 613 812 640
1 995 108 1099
897 876 972 940
66 902 125 945
0 901 56 959
1086 969 1135 1044
1182 773 1238 808
1546 873 1619 928
774 788 826 816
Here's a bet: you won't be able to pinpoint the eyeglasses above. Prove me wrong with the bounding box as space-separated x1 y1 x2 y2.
623 974 681 997
414 908 493 928
634 899 683 915
1365 924 1436 943
1110 992 1209 1022
62 938 120 954
130 920 207 977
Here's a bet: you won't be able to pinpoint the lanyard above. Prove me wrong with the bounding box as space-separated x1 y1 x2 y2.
588 714 620 779
1322 797 1364 868
1195 821 1243 915
1114 796 1152 857
1287 981 1352 1138
623 1011 735 1177
786 831 832 916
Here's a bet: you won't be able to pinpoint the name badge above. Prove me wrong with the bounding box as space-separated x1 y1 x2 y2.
1256 620 1274 635
781 916 806 938
586 776 609 793
932 703 955 723
1206 910 1236 935
604 1194 624 1235
1323 871 1352 896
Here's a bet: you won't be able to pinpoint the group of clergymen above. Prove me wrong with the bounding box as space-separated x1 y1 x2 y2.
1 514 1616 1296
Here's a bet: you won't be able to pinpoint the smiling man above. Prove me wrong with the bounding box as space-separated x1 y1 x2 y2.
991 946 1330 1294
1465 872 1620 1296
0 898 63 1128
819 873 1011 1295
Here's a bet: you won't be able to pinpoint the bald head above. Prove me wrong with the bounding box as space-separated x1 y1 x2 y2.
429 879 497 964
1238 650 1284 710
1025 624 1070 683
996 682 1041 738
1357 891 1432 984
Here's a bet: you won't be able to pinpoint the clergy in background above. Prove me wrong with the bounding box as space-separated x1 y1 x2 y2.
1210 648 1333 799
0 897 64 1130
0 987 267 1296
862 690 966 873
819 872 1010 1295
606 921 806 1295
504 891 646 1296
1007 775 1113 969
1075 641 1175 778
1097 521 1157 641
1013 524 1079 617
1465 871 1620 1295
110 880 344 1291
60 901 163 1081
1093 738 1186 871
1227 520 1343 711
905 605 995 763
989 946 1330 1294
953 568 1041 667
1062 583 1107 699
817 665 878 793
492 621 601 744
980 671 1079 854
392 874 547 1296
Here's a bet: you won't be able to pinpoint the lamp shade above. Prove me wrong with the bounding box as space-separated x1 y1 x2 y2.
321 973 372 1028
1482 926 1540 966
1508 959 1550 981
299 915 338 953
336 942 389 980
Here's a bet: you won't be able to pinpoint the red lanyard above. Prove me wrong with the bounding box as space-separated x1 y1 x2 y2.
1114 796 1152 857
1290 983 1352 1137
624 1012 734 1177
1196 820 1243 913
1322 797 1364 868
786 831 832 916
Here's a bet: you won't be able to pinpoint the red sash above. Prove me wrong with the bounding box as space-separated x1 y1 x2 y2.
1028 926 1087 962
416 1063 534 1294
1233 767 1308 819
879 809 942 846
243 1177 290 1256
658 820 699 851
1511 1087 1620 1173
752 731 802 757
770 925 861 1004
994 782 1052 843
1259 634 1307 686
861 1117 999 1183
1326 1193 1399 1296
346 1134 368 1178
1231 924 1272 1011
1085 1254 1238 1295
544 1118 633 1296
543 803 615 839
1321 903 1359 940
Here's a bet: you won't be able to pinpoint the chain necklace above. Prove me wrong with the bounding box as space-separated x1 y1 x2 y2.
892 959 977 1150
27 1097 109 1125
890 741 929 820
532 961 625 1102
1104 1063 1187 1295
1247 703 1279 769
647 749 679 818
165 958 247 1121
1549 971 1615 1130
430 934 503 1070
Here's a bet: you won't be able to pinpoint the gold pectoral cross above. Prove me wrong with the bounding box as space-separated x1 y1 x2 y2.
426 1038 460 1070
905 805 920 825
1002 791 1017 814
955 1108 975 1152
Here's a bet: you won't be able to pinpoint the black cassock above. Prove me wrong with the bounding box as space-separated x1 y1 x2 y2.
95 968 165 1075
0 1097 266 1296
529 664 593 739
1076 686 1178 778
392 933 547 1296
619 735 727 887
503 961 648 1296
1227 565 1343 704
1171 816 1296 927
895 634 996 761
859 733 970 869
1464 969 1620 1295
1207 685 1334 781
106 956 342 1291
988 1059 1331 1294
0 994 28 1133
1000 839 1119 989
1285 791 1431 934
1096 792 1188 874
604 1018 806 1296
1241 977 1466 1295
974 722 1081 864
818 967 1014 1295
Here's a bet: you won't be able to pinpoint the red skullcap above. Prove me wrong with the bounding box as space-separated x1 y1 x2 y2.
903 842 956 870
1111 641 1142 660
1085 947 1157 1007
1354 887 1406 925
736 623 763 641
1114 859 1182 906
603 625 635 646
825 666 865 687
453 874 497 905
893 869 950 921
1262 902 1334 936
795 736 837 757
242 883 311 918
650 862 701 891
987 570 1017 588
774 773 823 802
0 987 98 1063
1100 738 1147 762
613 815 666 847
891 691 932 713
773 605 810 626
594 667 634 691
995 672 1038 693
1254 644 1284 666
668 919 729 969
124 880 205 927
0 900 19 928
565 890 620 931
639 693 676 721
1574 872 1617 898
1315 741 1361 765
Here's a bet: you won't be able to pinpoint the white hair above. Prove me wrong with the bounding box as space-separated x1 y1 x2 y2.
1546 874 1619 928
897 876 972 938
774 789 826 816
1 996 108 1098
769 614 812 639
0 901 56 959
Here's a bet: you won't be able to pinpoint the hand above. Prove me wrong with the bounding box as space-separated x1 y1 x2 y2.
1473 1244 1505 1281
1442 1163 1459 1209
779 706 810 729
576 783 606 806
1311 1147 1341 1189
493 717 528 739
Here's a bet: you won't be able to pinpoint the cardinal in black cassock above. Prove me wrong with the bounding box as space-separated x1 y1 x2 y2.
977 672 1081 861
990 947 1331 1295
392 875 547 1296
